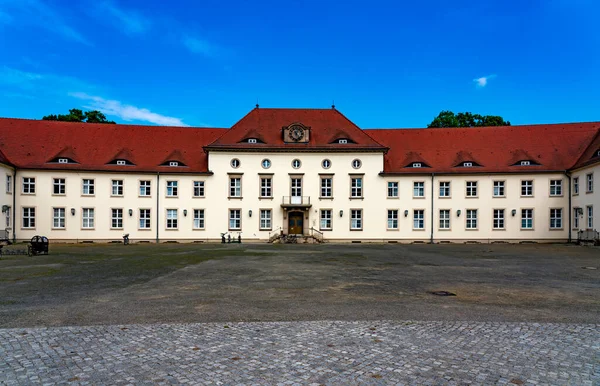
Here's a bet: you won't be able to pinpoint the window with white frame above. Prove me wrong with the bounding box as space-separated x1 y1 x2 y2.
116 160 127 166
550 208 562 229
493 209 505 229
82 208 94 229
466 181 478 197
439 209 450 229
53 208 65 229
493 181 505 197
139 209 151 229
574 208 580 229
6 175 12 194
387 182 398 198
112 180 124 196
229 209 241 230
587 173 594 193
587 206 593 228
166 209 178 229
140 180 151 196
320 209 332 230
166 181 178 197
413 210 425 229
193 181 205 197
22 207 35 228
259 209 272 230
53 178 66 195
111 208 123 229
169 161 179 167
82 179 95 195
260 177 272 198
22 177 35 194
466 209 478 229
4 206 10 228
573 177 579 195
549 179 562 196
351 177 363 198
439 181 450 197
387 210 398 229
521 209 533 229
229 177 241 197
413 181 424 197
193 209 205 229
350 209 362 230
320 177 332 198
521 180 533 196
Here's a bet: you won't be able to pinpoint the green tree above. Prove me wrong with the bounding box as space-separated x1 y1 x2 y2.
427 110 510 128
42 109 115 124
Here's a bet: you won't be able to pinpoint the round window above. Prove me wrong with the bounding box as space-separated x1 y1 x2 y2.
322 159 331 169
352 159 362 169
231 158 241 168
261 159 271 169
292 159 301 169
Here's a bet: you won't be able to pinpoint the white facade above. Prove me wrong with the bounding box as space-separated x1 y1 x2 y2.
571 163 598 233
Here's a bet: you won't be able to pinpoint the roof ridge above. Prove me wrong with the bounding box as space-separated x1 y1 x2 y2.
330 109 387 149
366 121 600 131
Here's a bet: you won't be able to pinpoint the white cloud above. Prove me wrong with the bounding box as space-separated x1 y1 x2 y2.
183 36 215 57
97 1 151 35
473 74 496 88
69 92 189 126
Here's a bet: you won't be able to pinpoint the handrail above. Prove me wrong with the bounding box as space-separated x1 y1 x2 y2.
281 196 311 205
309 227 324 242
268 226 283 243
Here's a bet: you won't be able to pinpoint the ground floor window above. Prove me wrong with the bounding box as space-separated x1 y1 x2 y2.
550 208 562 229
82 208 94 229
139 209 151 229
413 210 424 229
587 206 593 228
53 208 65 229
260 209 272 230
320 209 332 230
229 209 241 230
521 209 533 229
111 208 123 229
22 207 35 228
193 209 205 229
439 209 450 229
466 209 478 229
351 209 362 230
574 208 579 229
166 209 178 229
493 209 505 229
387 210 398 229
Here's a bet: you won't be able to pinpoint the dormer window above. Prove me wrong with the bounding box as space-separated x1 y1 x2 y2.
117 160 126 166
332 138 355 144
339 139 348 144
58 158 68 164
456 161 481 167
50 157 77 164
248 138 257 144
595 149 600 158
520 160 531 166
463 162 473 167
160 160 186 167
107 159 134 166
512 160 539 166
413 162 422 168
169 161 179 167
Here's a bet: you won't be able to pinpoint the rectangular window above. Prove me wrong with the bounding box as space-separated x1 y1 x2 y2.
587 174 594 193
350 209 362 230
439 182 450 197
587 206 593 228
229 177 241 197
82 208 94 229
439 209 450 229
521 209 533 229
53 178 66 195
111 208 123 229
550 208 562 229
4 207 10 228
413 210 425 229
387 209 398 229
549 179 562 196
521 180 533 196
229 209 241 230
574 208 579 229
320 177 332 198
466 181 478 197
166 181 178 197
139 209 151 229
112 180 124 196
573 177 579 195
53 208 65 229
291 178 302 198
82 179 95 195
387 182 399 198
193 181 205 197
493 181 505 197
351 177 363 198
22 207 35 228
140 180 152 196
466 209 478 229
260 177 272 198
22 177 35 194
193 209 205 229
320 209 332 230
259 209 272 230
493 209 505 230
166 209 178 229
413 182 424 197
6 175 12 194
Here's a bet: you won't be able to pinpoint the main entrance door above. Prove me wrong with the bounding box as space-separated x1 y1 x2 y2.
288 212 303 235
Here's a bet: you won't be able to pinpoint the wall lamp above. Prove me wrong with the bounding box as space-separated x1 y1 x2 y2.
404 210 409 217
339 210 343 217
457 209 461 217
249 209 253 217
128 209 133 217
70 208 75 216
511 209 517 217
183 209 188 217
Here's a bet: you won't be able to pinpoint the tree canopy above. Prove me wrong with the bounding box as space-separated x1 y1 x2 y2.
42 109 116 124
427 111 510 128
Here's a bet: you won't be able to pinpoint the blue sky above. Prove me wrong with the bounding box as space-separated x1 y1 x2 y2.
0 0 599 128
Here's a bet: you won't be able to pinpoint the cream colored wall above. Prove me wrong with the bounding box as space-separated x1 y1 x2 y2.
432 173 569 241
571 163 599 231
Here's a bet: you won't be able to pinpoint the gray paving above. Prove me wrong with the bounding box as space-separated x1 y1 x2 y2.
1 320 598 385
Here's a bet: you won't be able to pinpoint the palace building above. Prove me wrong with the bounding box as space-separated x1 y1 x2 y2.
0 107 598 243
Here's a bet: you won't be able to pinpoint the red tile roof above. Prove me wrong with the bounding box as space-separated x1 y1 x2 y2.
0 118 227 173
572 129 600 170
367 122 600 174
206 108 387 151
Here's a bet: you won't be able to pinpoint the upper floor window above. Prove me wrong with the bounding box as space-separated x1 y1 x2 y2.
493 181 505 197
231 159 240 169
466 181 478 197
320 177 332 198
112 180 124 196
53 178 66 195
193 181 205 197
521 180 533 196
248 138 257 144
352 159 362 169
387 182 398 198
260 177 272 198
573 177 579 195
549 179 562 196
140 180 151 196
6 175 12 194
230 177 242 197
166 181 178 197
22 177 35 194
439 181 450 197
261 159 271 169
351 177 363 198
292 159 301 169
413 181 424 197
587 173 594 193
322 159 331 169
82 179 95 195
